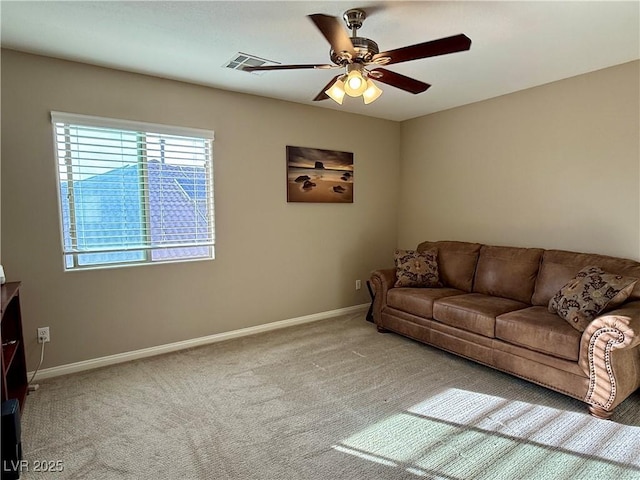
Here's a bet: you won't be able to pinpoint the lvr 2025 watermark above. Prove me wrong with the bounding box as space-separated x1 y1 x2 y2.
3 459 64 473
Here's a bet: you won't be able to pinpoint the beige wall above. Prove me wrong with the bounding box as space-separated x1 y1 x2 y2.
1 50 401 369
399 61 640 260
4 50 638 371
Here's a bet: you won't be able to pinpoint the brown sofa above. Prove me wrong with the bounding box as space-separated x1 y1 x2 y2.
370 241 640 419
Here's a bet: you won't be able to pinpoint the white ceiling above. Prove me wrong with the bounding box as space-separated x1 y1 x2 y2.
1 1 638 121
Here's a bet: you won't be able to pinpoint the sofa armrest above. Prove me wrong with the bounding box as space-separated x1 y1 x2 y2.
369 268 396 326
579 301 640 413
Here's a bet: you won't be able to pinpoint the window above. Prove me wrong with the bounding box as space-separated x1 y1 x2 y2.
51 112 215 270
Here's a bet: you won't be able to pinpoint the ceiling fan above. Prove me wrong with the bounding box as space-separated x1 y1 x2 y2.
243 8 472 105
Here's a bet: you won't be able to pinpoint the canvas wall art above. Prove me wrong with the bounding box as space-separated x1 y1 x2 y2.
286 146 354 203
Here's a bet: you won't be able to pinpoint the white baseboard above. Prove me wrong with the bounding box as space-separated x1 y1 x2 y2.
29 303 369 381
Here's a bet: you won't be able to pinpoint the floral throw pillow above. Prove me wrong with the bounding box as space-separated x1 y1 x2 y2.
394 249 442 288
548 266 637 332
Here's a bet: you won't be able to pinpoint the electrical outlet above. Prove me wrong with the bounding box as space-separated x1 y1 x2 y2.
37 327 50 343
355 279 362 290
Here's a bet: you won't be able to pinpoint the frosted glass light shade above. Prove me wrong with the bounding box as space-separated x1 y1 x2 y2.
325 78 346 105
362 79 383 104
344 71 368 97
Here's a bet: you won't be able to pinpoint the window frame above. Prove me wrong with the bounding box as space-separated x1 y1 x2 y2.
51 112 215 271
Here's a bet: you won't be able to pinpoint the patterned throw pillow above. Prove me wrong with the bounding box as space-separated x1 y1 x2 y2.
394 249 442 288
548 266 637 332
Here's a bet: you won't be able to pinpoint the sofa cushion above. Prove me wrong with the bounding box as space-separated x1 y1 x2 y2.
532 249 640 306
548 266 637 332
394 249 441 288
496 306 581 361
387 288 466 319
472 245 543 304
433 293 528 338
417 241 481 292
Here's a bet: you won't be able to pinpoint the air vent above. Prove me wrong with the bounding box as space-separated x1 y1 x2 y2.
224 53 278 75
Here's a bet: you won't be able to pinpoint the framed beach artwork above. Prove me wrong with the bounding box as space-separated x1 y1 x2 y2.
286 146 354 203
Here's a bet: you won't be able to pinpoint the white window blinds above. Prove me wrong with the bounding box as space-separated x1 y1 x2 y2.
51 112 215 270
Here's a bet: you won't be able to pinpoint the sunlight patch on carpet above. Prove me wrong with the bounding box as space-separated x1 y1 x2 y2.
334 388 640 479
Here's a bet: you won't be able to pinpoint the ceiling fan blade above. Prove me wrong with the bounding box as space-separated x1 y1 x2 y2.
370 68 431 94
243 64 336 72
313 75 342 101
373 34 471 66
308 14 356 59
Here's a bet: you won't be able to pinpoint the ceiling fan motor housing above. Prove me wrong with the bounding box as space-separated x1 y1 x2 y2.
330 37 379 65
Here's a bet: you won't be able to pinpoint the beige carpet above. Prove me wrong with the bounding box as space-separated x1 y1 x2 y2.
20 312 640 479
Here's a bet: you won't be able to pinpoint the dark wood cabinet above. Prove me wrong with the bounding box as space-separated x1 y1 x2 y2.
1 282 28 413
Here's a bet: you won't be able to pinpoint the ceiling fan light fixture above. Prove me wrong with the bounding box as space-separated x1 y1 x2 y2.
344 69 368 97
325 77 346 104
362 79 383 104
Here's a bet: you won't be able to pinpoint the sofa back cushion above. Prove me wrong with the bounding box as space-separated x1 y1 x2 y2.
473 245 544 304
531 250 640 306
416 241 481 292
